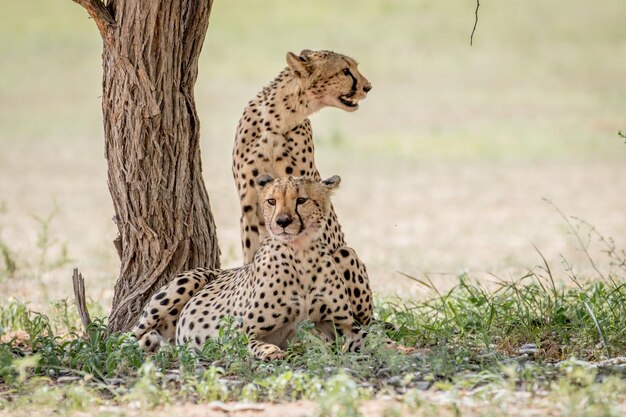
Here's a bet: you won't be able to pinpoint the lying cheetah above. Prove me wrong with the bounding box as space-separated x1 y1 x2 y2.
233 49 373 325
133 175 367 360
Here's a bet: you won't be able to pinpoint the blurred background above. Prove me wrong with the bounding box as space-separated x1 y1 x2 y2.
0 0 625 310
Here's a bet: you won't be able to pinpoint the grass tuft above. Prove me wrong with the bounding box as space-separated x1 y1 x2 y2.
0 222 624 414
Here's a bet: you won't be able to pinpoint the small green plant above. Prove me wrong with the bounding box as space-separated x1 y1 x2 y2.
61 321 144 378
32 204 72 272
317 373 361 417
192 366 230 402
59 384 99 413
50 299 82 335
0 202 17 281
0 241 17 281
0 204 75 286
550 359 626 417
198 316 252 374
125 360 169 408
0 299 31 332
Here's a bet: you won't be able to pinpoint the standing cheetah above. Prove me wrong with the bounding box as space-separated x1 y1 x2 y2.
133 175 368 360
232 49 373 325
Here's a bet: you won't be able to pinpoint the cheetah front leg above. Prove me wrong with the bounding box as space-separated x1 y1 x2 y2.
332 246 373 326
248 338 285 361
343 326 369 353
319 319 368 353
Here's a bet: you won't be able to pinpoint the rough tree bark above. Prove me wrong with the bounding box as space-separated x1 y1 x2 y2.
72 0 220 333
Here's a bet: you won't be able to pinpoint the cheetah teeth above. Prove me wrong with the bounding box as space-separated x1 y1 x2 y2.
339 95 359 107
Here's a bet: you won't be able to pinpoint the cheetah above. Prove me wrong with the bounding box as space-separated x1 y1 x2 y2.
232 49 373 326
132 175 368 360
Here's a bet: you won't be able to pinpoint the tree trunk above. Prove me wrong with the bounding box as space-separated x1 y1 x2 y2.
72 0 220 333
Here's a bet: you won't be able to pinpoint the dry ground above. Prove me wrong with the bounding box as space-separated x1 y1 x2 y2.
1 139 626 309
3 390 625 417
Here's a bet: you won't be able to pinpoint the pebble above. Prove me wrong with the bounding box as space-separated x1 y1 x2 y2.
387 376 403 387
519 343 538 355
166 373 179 383
105 377 126 385
57 376 82 384
415 381 431 391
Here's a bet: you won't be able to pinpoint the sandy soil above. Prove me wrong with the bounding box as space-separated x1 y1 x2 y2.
0 136 625 310
4 391 624 417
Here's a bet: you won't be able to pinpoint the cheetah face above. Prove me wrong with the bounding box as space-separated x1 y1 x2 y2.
256 174 340 247
286 49 371 112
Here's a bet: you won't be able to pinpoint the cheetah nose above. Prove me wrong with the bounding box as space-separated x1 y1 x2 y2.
276 215 293 228
363 84 372 93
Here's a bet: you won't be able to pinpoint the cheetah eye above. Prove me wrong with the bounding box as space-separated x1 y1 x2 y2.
342 68 352 76
296 197 308 205
267 198 276 206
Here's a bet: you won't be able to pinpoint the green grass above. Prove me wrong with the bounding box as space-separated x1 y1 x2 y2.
1 265 625 414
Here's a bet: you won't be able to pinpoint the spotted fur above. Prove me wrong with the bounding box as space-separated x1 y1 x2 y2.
232 49 373 326
132 175 368 360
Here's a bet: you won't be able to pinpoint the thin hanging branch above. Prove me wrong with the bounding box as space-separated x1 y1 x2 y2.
470 0 480 46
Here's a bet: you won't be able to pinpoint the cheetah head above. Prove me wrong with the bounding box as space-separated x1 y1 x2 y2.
256 174 340 248
286 49 371 112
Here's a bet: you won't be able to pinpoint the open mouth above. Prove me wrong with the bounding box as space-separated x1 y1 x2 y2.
339 94 359 108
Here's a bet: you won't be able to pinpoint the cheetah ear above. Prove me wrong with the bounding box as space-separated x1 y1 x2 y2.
321 175 341 190
256 174 275 188
286 51 311 78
